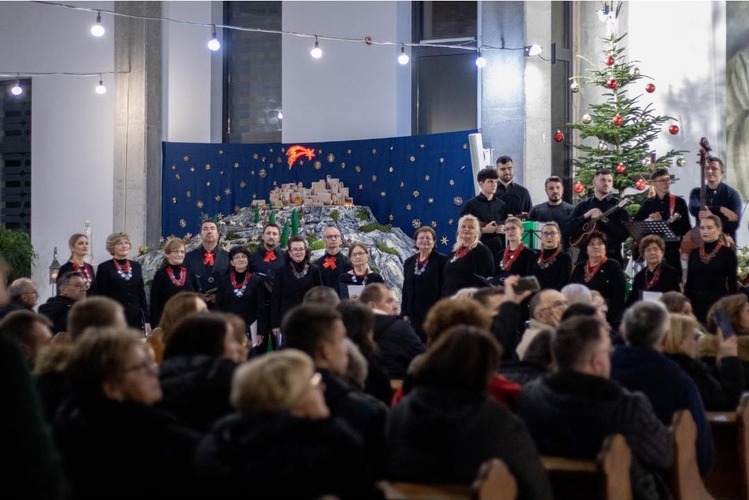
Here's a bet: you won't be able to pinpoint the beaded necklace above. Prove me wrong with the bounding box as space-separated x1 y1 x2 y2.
584 257 607 283
113 259 132 281
165 266 187 287
230 270 251 297
501 243 526 271
536 248 560 270
699 241 723 264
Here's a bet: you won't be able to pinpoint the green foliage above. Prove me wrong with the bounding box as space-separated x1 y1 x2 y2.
225 231 240 241
359 223 392 233
246 242 262 254
268 209 276 225
0 228 36 281
310 240 325 251
330 209 340 222
376 242 398 255
279 220 290 248
356 209 370 221
253 205 260 223
291 208 300 236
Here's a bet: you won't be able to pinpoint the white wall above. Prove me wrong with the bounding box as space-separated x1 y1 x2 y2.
281 1 411 142
0 1 115 301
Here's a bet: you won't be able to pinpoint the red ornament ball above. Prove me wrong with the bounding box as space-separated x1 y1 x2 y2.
669 124 680 135
612 115 624 127
553 130 565 143
573 182 585 194
615 163 626 174
606 78 618 89
635 180 646 190
605 55 615 66
645 83 655 93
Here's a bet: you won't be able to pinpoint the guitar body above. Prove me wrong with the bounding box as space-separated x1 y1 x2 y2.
569 198 631 249
681 137 714 257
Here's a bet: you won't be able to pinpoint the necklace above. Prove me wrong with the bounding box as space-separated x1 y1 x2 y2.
291 262 309 279
584 257 607 283
352 269 368 282
414 253 430 276
166 266 187 287
450 246 471 263
230 270 251 297
699 241 723 264
644 264 662 290
537 248 560 270
113 259 132 281
501 243 525 271
71 261 92 289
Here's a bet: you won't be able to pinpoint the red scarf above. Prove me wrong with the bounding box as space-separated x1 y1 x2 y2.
203 251 215 266
323 256 337 269
263 250 277 263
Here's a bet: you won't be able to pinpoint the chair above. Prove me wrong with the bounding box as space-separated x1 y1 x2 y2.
540 433 632 500
704 392 749 500
669 410 714 500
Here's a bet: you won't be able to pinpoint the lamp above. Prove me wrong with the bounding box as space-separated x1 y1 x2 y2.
49 247 61 284
90 11 105 37
207 25 221 51
524 44 542 57
310 36 322 59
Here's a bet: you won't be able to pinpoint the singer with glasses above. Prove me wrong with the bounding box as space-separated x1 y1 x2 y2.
527 222 571 291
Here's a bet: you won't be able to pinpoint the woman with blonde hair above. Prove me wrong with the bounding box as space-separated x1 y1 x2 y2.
147 291 207 364
663 313 743 410
56 233 95 294
700 294 749 388
442 215 495 297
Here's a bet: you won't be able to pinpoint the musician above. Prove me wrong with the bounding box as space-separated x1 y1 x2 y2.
627 235 682 306
688 157 742 242
568 168 630 265
633 168 691 279
495 155 532 216
461 167 508 256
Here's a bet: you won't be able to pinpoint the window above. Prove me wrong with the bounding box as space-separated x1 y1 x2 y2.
1 79 31 231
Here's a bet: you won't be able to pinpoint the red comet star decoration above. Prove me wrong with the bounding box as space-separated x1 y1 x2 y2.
286 145 316 169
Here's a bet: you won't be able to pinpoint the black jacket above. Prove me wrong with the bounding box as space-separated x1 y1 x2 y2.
373 314 425 379
401 251 447 342
314 251 352 291
568 194 631 264
461 193 508 253
149 265 201 326
184 246 230 298
665 353 744 411
94 259 149 329
270 262 323 328
628 262 682 306
38 295 77 334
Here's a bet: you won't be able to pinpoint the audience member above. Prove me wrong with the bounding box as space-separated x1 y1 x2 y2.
659 291 696 318
0 310 52 365
516 289 567 359
0 277 38 318
67 296 127 340
560 282 593 306
303 285 341 306
147 291 207 364
472 275 532 360
700 294 749 388
39 271 87 334
499 330 553 385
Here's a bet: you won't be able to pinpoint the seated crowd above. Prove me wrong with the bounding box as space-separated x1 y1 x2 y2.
2 223 749 500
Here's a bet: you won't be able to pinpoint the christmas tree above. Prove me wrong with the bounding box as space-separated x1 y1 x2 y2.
565 1 686 215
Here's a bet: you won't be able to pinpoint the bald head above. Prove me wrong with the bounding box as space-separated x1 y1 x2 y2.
530 289 567 327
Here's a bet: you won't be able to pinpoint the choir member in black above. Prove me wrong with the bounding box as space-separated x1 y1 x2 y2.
442 215 495 297
216 246 260 337
149 238 200 327
271 236 322 334
685 215 738 324
247 224 285 352
495 155 533 216
461 167 508 256
628 234 682 306
184 220 229 309
491 216 533 286
633 168 691 279
528 222 572 291
313 226 351 291
528 177 574 243
56 233 96 295
688 157 742 243
570 232 626 328
568 168 630 265
95 232 150 334
337 242 384 299
401 226 447 342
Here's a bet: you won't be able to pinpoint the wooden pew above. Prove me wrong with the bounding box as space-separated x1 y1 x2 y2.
381 458 517 500
704 393 749 500
669 410 714 500
540 433 632 500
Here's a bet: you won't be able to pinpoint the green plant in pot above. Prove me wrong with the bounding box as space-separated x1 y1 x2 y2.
0 228 36 282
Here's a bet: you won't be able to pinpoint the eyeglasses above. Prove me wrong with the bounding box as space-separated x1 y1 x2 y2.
324 235 340 239
541 231 559 237
537 300 567 313
122 359 157 374
653 178 671 184
351 251 367 257
66 283 87 289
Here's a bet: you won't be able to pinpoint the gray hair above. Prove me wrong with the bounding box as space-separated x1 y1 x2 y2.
621 301 670 348
8 278 34 298
561 283 592 306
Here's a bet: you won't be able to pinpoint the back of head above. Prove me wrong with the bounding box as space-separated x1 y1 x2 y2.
336 300 376 357
472 287 504 309
560 283 592 305
8 278 33 298
163 313 228 359
663 313 699 355
659 291 691 314
413 325 500 395
231 349 314 415
706 294 748 335
561 302 598 322
523 329 553 367
158 291 205 342
621 301 669 348
68 297 125 340
358 282 385 307
303 286 341 307
552 316 605 372
422 297 491 346
0 310 51 346
283 304 342 358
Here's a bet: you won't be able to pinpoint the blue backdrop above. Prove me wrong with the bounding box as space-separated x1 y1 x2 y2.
162 129 477 250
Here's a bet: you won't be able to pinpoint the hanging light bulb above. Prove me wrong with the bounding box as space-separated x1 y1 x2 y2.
207 25 220 51
525 44 543 57
90 11 105 37
10 78 22 96
95 75 106 94
277 111 284 120
310 36 322 59
475 49 487 68
398 44 409 65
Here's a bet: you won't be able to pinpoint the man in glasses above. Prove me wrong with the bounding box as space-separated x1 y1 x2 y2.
39 271 88 335
314 226 351 292
516 289 567 360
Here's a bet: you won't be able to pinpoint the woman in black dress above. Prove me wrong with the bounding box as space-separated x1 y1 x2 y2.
401 226 447 342
570 231 626 328
491 216 534 286
528 222 571 291
271 236 323 334
337 242 384 299
628 234 681 306
95 232 150 334
149 238 200 327
442 215 495 297
685 214 738 324
216 246 261 340
57 233 96 295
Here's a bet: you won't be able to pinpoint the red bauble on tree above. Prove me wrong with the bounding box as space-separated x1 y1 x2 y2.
553 130 565 143
615 163 626 174
605 55 615 66
668 124 680 135
573 182 585 194
635 179 646 190
612 115 624 127
606 78 618 89
645 83 655 93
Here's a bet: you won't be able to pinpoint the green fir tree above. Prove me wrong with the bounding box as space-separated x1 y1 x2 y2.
279 220 290 248
253 204 260 223
291 208 300 236
268 208 276 226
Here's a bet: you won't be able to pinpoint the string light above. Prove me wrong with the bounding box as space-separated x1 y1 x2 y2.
90 11 105 37
525 44 543 57
475 49 487 68
207 25 220 51
10 77 23 96
310 36 322 59
95 75 106 94
397 44 409 65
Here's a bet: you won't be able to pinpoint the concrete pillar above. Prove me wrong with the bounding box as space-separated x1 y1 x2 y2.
114 1 162 248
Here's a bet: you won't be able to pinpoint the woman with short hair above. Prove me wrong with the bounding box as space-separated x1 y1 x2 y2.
149 238 201 327
527 221 572 291
271 236 323 334
628 234 681 306
338 242 384 299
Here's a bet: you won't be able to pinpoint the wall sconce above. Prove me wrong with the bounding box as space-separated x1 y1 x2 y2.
524 44 543 57
49 246 61 284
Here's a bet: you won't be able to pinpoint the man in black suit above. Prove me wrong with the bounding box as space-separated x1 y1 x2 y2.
184 220 229 309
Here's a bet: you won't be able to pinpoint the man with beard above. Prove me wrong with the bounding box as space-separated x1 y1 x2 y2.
248 224 286 351
495 155 533 217
184 220 229 309
314 226 351 292
528 176 574 243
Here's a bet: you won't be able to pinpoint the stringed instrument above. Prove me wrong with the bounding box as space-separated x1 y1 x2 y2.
569 198 631 248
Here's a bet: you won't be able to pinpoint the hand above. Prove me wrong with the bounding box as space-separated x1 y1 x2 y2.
502 275 533 304
585 208 603 219
496 224 506 234
203 292 217 304
648 212 663 221
254 335 264 347
720 206 739 222
482 221 497 234
144 323 152 336
717 332 738 359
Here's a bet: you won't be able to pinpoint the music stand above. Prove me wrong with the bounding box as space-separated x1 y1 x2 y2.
624 220 680 242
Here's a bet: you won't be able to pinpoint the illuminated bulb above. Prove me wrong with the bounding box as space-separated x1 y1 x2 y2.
90 11 105 37
398 44 409 65
95 77 106 94
310 36 322 59
475 50 486 68
10 80 22 96
527 44 542 57
277 111 283 120
207 26 220 51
